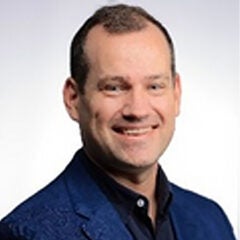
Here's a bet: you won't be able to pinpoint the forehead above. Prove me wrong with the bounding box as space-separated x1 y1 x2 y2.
84 22 171 59
83 23 172 81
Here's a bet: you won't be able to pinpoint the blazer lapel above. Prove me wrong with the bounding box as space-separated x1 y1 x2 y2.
79 203 132 240
63 149 133 240
170 207 205 240
169 185 206 240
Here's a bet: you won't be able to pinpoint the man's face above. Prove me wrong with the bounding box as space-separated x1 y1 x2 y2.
72 23 181 174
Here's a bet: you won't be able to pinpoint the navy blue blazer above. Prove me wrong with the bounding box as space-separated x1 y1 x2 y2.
0 149 236 239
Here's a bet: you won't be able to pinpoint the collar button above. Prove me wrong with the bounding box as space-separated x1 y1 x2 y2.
136 198 145 208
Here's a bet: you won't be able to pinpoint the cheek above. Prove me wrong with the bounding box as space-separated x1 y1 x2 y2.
87 101 116 130
154 97 176 126
153 97 176 119
92 97 123 122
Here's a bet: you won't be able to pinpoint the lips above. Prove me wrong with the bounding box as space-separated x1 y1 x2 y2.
113 125 158 136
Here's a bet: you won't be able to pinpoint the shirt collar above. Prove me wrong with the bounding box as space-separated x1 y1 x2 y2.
82 151 172 222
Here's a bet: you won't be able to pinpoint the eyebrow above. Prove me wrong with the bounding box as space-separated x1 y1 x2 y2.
144 74 170 81
98 75 129 82
97 73 170 84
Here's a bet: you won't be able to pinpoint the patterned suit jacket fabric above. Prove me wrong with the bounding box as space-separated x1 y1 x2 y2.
0 149 236 240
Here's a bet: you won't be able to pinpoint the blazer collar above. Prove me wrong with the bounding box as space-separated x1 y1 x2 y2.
170 185 205 240
63 149 133 240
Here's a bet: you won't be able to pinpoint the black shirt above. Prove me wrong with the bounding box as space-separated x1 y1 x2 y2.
82 153 176 240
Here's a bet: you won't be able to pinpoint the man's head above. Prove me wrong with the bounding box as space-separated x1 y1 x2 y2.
64 4 181 176
70 4 176 93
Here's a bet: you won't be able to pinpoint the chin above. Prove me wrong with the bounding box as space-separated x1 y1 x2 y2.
113 153 158 172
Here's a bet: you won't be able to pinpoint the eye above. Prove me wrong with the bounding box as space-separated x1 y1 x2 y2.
104 84 121 92
150 84 161 90
101 83 127 96
149 83 165 90
97 77 131 96
148 82 166 95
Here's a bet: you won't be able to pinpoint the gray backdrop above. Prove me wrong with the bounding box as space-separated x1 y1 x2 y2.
0 0 239 237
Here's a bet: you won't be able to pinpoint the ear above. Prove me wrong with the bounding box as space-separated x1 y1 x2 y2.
173 73 182 116
63 77 81 122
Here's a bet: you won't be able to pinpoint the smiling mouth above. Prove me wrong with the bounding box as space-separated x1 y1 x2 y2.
113 125 158 136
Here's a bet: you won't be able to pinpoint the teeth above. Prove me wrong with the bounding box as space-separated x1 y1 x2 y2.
122 127 151 135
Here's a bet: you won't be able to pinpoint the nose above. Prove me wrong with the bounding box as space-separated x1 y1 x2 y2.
122 88 151 121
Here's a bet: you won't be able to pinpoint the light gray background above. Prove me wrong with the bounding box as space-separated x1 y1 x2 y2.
0 0 239 237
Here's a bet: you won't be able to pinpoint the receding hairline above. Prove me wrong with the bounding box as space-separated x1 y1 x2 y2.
82 21 173 66
85 19 168 39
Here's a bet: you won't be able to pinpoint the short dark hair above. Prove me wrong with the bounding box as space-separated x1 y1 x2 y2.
70 4 176 93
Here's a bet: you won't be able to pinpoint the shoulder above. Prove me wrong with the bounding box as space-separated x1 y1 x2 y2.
0 150 107 239
0 174 73 239
171 183 226 215
0 151 90 240
170 184 236 239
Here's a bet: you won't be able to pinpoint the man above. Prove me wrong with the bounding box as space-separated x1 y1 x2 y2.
0 4 236 240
